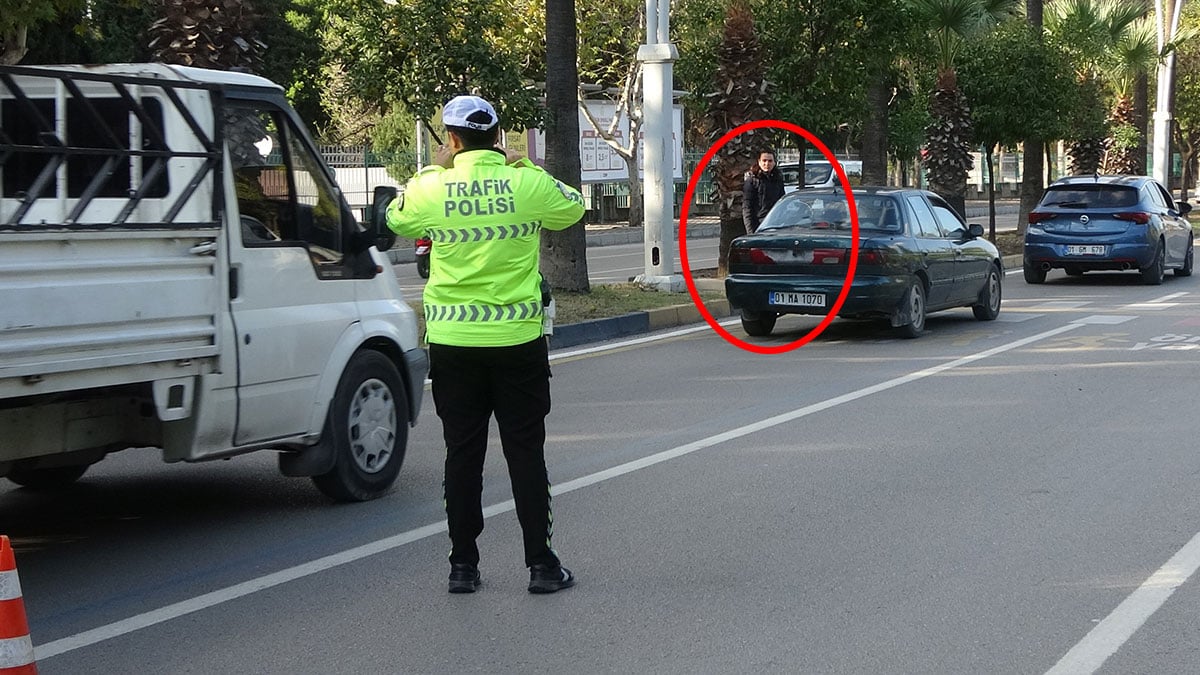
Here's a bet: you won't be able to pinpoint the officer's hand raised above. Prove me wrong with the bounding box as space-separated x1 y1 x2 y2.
434 144 455 168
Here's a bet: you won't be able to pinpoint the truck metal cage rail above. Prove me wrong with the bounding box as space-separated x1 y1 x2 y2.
0 64 225 230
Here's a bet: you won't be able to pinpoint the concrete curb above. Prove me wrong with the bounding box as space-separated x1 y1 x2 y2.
549 298 732 349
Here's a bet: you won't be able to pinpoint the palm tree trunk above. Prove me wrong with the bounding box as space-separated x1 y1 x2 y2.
1134 73 1149 174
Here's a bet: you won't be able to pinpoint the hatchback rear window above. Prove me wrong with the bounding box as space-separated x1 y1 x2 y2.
1039 185 1138 209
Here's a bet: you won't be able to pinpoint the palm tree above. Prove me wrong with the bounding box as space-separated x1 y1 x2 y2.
147 0 264 71
700 1 773 277
1102 17 1158 173
1046 0 1148 175
908 0 1019 217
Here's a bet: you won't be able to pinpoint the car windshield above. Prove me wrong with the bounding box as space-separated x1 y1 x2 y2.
1040 185 1138 209
758 194 902 233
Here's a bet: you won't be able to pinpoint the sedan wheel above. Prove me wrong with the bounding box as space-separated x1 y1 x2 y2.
740 309 777 337
1140 240 1165 285
972 266 1002 321
896 280 926 339
1175 236 1193 277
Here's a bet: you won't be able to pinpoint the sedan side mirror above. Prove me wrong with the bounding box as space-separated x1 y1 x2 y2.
1178 201 1193 216
367 185 399 252
967 223 985 239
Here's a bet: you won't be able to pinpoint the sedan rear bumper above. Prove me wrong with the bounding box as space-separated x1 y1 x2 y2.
725 273 909 318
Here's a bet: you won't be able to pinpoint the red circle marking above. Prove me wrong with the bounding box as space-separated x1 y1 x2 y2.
680 120 859 354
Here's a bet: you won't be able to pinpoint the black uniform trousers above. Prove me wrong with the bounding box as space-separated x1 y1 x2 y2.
429 337 560 569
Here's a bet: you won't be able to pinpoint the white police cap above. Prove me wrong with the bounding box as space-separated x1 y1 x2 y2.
442 95 499 131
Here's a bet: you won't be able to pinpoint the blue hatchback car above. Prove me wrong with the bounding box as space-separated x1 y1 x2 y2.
1023 175 1194 284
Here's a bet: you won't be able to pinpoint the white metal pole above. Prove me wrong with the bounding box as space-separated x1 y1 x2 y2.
634 0 682 291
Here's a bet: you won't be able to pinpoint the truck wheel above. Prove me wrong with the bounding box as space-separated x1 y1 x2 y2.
7 464 89 489
312 351 409 502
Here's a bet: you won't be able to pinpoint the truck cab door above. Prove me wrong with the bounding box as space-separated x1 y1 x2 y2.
220 101 366 445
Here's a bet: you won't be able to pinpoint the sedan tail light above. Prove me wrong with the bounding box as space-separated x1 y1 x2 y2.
1028 212 1054 224
1114 212 1151 224
811 248 847 264
729 247 775 265
858 248 887 266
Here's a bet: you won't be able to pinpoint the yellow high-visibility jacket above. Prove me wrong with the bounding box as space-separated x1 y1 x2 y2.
386 149 585 346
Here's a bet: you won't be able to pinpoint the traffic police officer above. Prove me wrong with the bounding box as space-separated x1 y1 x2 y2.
386 95 585 594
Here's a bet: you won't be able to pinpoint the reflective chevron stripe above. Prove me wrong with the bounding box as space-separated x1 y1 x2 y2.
428 221 541 244
424 300 542 323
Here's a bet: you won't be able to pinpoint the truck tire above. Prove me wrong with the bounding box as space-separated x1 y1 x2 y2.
312 350 409 502
7 464 89 489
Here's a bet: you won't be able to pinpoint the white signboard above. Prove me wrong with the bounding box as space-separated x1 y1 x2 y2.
526 102 684 184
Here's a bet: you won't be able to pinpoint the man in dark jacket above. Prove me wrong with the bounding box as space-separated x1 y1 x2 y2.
742 150 785 233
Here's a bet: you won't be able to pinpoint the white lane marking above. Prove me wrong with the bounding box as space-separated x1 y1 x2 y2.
1147 292 1187 304
1073 314 1136 325
1032 301 1092 310
1123 302 1177 311
34 321 1085 661
1045 530 1200 674
996 313 1043 323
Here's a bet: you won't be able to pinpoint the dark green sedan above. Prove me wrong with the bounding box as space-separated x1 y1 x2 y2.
724 187 1003 338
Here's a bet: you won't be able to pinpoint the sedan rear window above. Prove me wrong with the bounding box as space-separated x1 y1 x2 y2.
1039 185 1138 209
759 194 901 233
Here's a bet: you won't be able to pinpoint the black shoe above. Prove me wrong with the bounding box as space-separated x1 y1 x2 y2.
448 563 480 593
528 564 575 594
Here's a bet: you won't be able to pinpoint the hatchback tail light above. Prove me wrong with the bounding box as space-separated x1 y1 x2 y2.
1114 212 1151 224
1028 212 1054 224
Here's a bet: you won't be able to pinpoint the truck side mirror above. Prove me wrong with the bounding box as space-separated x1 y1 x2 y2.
367 185 399 252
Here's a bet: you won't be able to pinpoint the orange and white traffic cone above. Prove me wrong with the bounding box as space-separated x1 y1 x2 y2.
0 536 36 674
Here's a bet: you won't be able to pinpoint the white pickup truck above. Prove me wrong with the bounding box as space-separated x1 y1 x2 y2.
0 63 426 501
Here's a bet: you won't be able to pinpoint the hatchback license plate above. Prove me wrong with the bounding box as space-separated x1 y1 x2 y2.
769 292 825 307
1066 244 1106 256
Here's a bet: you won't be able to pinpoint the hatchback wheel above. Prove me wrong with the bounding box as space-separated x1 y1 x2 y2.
972 266 1002 321
1023 260 1046 284
740 309 777 337
1175 236 1193 277
1140 240 1165 285
896 280 926 339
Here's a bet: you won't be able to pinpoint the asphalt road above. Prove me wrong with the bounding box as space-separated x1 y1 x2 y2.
5 264 1200 673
